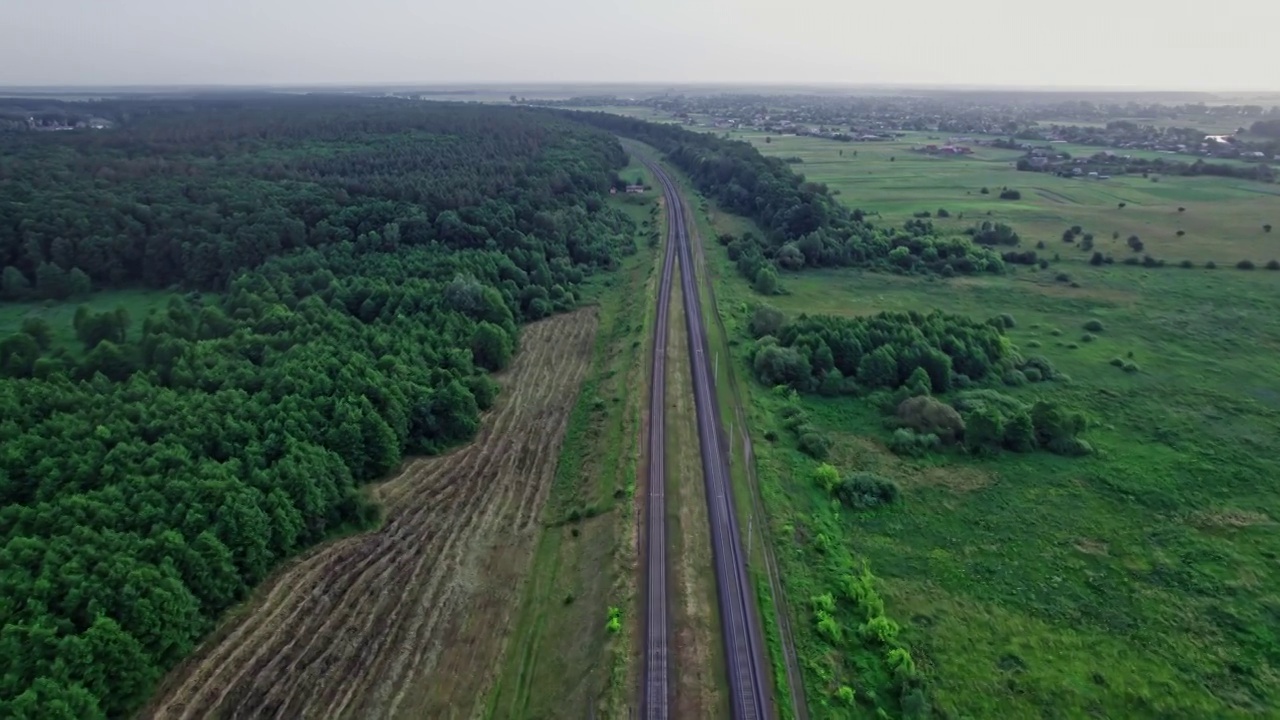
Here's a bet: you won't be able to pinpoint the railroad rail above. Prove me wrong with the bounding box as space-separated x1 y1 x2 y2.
643 157 773 720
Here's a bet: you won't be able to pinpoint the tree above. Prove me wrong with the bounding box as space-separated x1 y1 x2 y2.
749 305 786 338
36 261 71 300
1 265 30 300
858 346 899 389
1266 224 1273 233
68 267 92 297
470 321 513 372
1118 202 1127 209
20 317 53 350
0 333 40 378
753 265 780 295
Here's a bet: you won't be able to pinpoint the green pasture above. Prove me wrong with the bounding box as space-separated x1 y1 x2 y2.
725 130 1280 265
684 173 1280 717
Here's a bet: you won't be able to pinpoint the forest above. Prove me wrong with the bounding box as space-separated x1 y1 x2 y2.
0 96 638 718
566 111 1006 287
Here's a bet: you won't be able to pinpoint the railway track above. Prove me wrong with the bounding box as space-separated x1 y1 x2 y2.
640 154 678 720
642 157 773 720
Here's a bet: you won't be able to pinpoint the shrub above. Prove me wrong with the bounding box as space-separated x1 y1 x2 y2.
1022 367 1043 382
1176 230 1186 237
812 464 840 493
837 685 856 707
1109 357 1125 367
999 188 1022 200
895 395 965 443
1067 342 1080 349
997 313 1016 328
798 431 831 460
888 428 941 457
1090 252 1105 266
1003 369 1027 386
749 305 787 338
1055 272 1071 283
1036 240 1046 250
936 208 950 218
1118 202 1127 209
834 472 901 510
606 606 622 633
1179 260 1193 268
1027 340 1041 348
1122 361 1140 373
1268 260 1280 270
1122 257 1140 266
1237 260 1256 270
1018 351 1059 379
1049 328 1063 336
1081 333 1096 342
980 186 990 194
1083 319 1104 332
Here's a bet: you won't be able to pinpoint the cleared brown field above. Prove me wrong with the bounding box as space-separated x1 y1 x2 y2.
143 309 599 720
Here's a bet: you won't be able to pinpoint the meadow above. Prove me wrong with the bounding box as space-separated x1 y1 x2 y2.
667 146 1280 717
0 288 174 356
723 129 1280 266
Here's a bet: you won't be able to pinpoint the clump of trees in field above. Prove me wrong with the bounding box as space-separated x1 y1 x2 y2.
749 307 1021 394
0 97 641 718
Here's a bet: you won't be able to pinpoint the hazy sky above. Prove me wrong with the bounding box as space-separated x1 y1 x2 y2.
4 0 1277 90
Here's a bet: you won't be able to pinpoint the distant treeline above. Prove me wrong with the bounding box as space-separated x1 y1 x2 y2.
564 111 1006 286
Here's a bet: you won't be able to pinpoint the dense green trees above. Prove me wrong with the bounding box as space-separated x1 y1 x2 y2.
0 97 638 717
567 111 1005 283
751 309 1015 393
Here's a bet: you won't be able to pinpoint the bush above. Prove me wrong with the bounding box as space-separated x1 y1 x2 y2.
1083 319 1105 332
1176 230 1186 237
1055 272 1071 283
1179 260 1193 268
1110 357 1125 367
1002 368 1030 388
1022 367 1043 382
1237 260 1256 270
833 472 901 510
1026 340 1041 348
980 186 990 194
798 431 831 459
1122 361 1140 373
888 428 941 457
997 313 1016 328
1205 260 1217 269
1067 342 1080 349
936 208 950 218
749 305 787 338
1268 260 1280 270
1081 333 1096 342
999 189 1022 200
895 395 965 443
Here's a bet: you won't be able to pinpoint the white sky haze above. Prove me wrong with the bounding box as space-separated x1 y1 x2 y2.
3 0 1277 89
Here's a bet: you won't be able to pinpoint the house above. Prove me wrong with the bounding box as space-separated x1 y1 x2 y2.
1029 157 1049 168
625 184 645 194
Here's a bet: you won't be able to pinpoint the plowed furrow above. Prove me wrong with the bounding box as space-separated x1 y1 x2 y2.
144 310 598 720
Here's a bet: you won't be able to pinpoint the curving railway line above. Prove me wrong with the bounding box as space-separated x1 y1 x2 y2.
640 155 773 720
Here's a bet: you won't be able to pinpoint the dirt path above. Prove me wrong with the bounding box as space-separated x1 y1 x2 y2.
143 310 598 720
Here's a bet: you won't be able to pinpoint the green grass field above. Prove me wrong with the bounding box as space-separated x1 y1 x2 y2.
0 289 176 356
724 130 1280 266
667 159 1280 717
